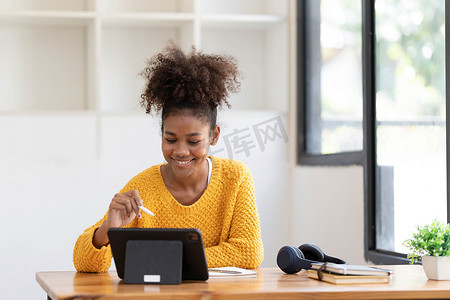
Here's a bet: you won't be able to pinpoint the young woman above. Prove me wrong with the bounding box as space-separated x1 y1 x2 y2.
73 43 264 272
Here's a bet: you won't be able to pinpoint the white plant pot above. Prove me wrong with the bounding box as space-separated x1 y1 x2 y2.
422 255 450 280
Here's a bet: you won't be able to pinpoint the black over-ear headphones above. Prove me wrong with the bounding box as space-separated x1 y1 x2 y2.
277 243 348 274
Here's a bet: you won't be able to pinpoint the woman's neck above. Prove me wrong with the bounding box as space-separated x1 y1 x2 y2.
161 159 209 196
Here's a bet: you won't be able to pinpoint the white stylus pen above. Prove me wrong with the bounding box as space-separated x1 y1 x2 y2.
138 205 154 216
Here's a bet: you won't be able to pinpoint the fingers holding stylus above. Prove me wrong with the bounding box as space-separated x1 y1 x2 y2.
110 190 142 220
110 195 134 219
123 189 143 217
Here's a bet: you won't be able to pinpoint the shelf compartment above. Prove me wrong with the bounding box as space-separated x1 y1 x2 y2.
201 24 288 112
0 23 91 112
100 25 195 112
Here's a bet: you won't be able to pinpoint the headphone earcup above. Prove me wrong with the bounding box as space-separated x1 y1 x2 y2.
298 243 325 262
276 246 305 274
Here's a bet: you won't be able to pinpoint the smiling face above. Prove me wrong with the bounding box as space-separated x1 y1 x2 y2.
161 110 219 180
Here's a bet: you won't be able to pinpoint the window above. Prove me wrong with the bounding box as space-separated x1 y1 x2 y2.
370 0 446 263
298 0 363 165
299 0 448 263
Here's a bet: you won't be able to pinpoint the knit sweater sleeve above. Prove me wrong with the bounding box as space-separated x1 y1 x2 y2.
205 163 264 269
73 214 113 273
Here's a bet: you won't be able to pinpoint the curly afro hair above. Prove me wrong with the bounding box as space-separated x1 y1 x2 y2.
140 42 241 130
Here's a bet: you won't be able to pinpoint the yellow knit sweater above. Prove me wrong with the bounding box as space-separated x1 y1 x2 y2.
73 156 264 272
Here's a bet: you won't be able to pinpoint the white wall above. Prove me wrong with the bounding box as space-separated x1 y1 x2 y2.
290 166 366 265
0 113 369 299
0 110 293 298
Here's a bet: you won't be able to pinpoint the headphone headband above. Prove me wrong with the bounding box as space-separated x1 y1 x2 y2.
323 253 347 265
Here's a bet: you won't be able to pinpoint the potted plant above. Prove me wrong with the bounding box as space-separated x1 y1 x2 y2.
403 219 450 280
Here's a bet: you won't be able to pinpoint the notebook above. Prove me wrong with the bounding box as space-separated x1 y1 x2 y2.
208 267 257 278
310 263 392 276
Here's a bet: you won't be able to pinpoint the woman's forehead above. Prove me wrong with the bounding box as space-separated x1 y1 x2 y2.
163 114 209 134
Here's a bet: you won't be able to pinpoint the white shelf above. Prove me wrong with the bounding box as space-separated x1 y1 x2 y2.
101 13 195 27
0 11 95 26
200 14 285 29
0 110 98 116
0 0 291 113
0 0 95 11
98 0 194 13
198 0 287 16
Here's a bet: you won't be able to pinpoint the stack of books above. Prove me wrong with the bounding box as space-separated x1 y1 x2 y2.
307 263 392 284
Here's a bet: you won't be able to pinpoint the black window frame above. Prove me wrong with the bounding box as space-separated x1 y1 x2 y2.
297 0 450 264
297 0 364 166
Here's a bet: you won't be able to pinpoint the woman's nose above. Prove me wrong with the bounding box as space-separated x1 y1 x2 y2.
174 143 189 156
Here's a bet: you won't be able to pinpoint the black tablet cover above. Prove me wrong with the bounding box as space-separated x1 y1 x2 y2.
107 228 209 282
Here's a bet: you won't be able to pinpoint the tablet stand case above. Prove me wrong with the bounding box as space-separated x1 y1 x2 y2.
124 240 183 284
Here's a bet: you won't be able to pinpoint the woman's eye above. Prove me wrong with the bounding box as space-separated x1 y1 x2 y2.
189 140 200 145
165 139 176 144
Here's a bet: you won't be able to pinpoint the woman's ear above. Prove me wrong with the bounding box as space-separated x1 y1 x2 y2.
210 126 221 146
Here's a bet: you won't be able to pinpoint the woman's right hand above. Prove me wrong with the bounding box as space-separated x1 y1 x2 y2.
93 189 143 249
106 189 143 228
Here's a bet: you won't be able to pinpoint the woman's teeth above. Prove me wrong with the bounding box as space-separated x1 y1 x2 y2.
175 159 192 165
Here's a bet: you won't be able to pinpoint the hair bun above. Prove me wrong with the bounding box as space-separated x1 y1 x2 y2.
139 41 241 115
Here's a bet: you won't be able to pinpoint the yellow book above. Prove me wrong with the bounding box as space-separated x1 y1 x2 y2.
308 270 391 285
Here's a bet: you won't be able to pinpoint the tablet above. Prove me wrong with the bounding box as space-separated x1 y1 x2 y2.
108 228 209 281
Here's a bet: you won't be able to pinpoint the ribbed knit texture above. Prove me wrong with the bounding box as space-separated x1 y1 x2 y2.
73 156 264 272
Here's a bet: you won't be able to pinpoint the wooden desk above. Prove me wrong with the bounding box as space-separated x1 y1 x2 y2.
37 266 450 299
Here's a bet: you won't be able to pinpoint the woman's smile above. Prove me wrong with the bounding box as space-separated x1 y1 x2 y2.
172 158 195 166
